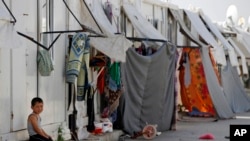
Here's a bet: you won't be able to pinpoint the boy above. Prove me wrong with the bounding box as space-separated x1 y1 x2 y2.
27 97 53 141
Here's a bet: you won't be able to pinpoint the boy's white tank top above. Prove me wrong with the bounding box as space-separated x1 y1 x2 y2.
27 113 41 136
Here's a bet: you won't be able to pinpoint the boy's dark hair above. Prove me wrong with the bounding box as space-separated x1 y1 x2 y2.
31 97 43 106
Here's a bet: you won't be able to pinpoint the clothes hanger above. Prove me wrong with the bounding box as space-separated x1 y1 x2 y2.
2 0 16 24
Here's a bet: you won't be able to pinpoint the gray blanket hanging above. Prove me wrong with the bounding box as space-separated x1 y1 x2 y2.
121 43 176 135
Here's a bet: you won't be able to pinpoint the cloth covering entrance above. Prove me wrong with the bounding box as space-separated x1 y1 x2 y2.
201 46 234 119
179 48 217 116
121 43 176 135
121 3 176 134
179 47 234 119
170 8 234 119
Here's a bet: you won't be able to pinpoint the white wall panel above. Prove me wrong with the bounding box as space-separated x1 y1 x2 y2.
0 49 11 134
52 36 67 123
154 5 163 21
38 0 67 125
11 0 37 131
141 3 153 20
52 0 67 121
12 48 27 131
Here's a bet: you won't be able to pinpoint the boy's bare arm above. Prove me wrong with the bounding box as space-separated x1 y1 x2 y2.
29 115 50 139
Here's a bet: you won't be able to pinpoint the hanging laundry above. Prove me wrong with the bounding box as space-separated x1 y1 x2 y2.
108 88 122 117
135 43 147 56
89 52 109 94
89 52 108 69
86 86 95 132
108 62 121 89
66 32 89 83
77 61 89 101
37 49 54 76
179 48 216 117
100 62 122 122
97 68 106 94
66 32 90 101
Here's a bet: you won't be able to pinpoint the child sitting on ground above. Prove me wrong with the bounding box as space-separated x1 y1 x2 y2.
27 97 53 141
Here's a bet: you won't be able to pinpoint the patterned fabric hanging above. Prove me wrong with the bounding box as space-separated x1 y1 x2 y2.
179 48 218 117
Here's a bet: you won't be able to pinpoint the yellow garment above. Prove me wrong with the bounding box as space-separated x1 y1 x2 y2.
179 48 219 116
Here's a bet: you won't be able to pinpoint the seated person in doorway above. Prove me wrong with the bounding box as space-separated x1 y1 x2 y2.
27 97 53 141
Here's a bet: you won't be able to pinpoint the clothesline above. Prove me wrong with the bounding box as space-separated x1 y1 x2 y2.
126 37 200 48
126 37 167 43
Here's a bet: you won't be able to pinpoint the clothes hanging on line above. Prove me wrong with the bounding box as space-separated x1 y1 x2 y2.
66 32 90 101
179 47 221 117
37 49 54 76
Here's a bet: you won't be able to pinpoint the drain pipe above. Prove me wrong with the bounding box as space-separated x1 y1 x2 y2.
9 0 13 132
37 0 40 96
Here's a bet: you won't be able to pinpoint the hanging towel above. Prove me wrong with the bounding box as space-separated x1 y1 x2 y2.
66 32 89 83
37 49 54 76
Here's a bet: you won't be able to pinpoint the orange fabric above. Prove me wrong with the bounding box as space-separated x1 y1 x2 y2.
179 48 216 116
